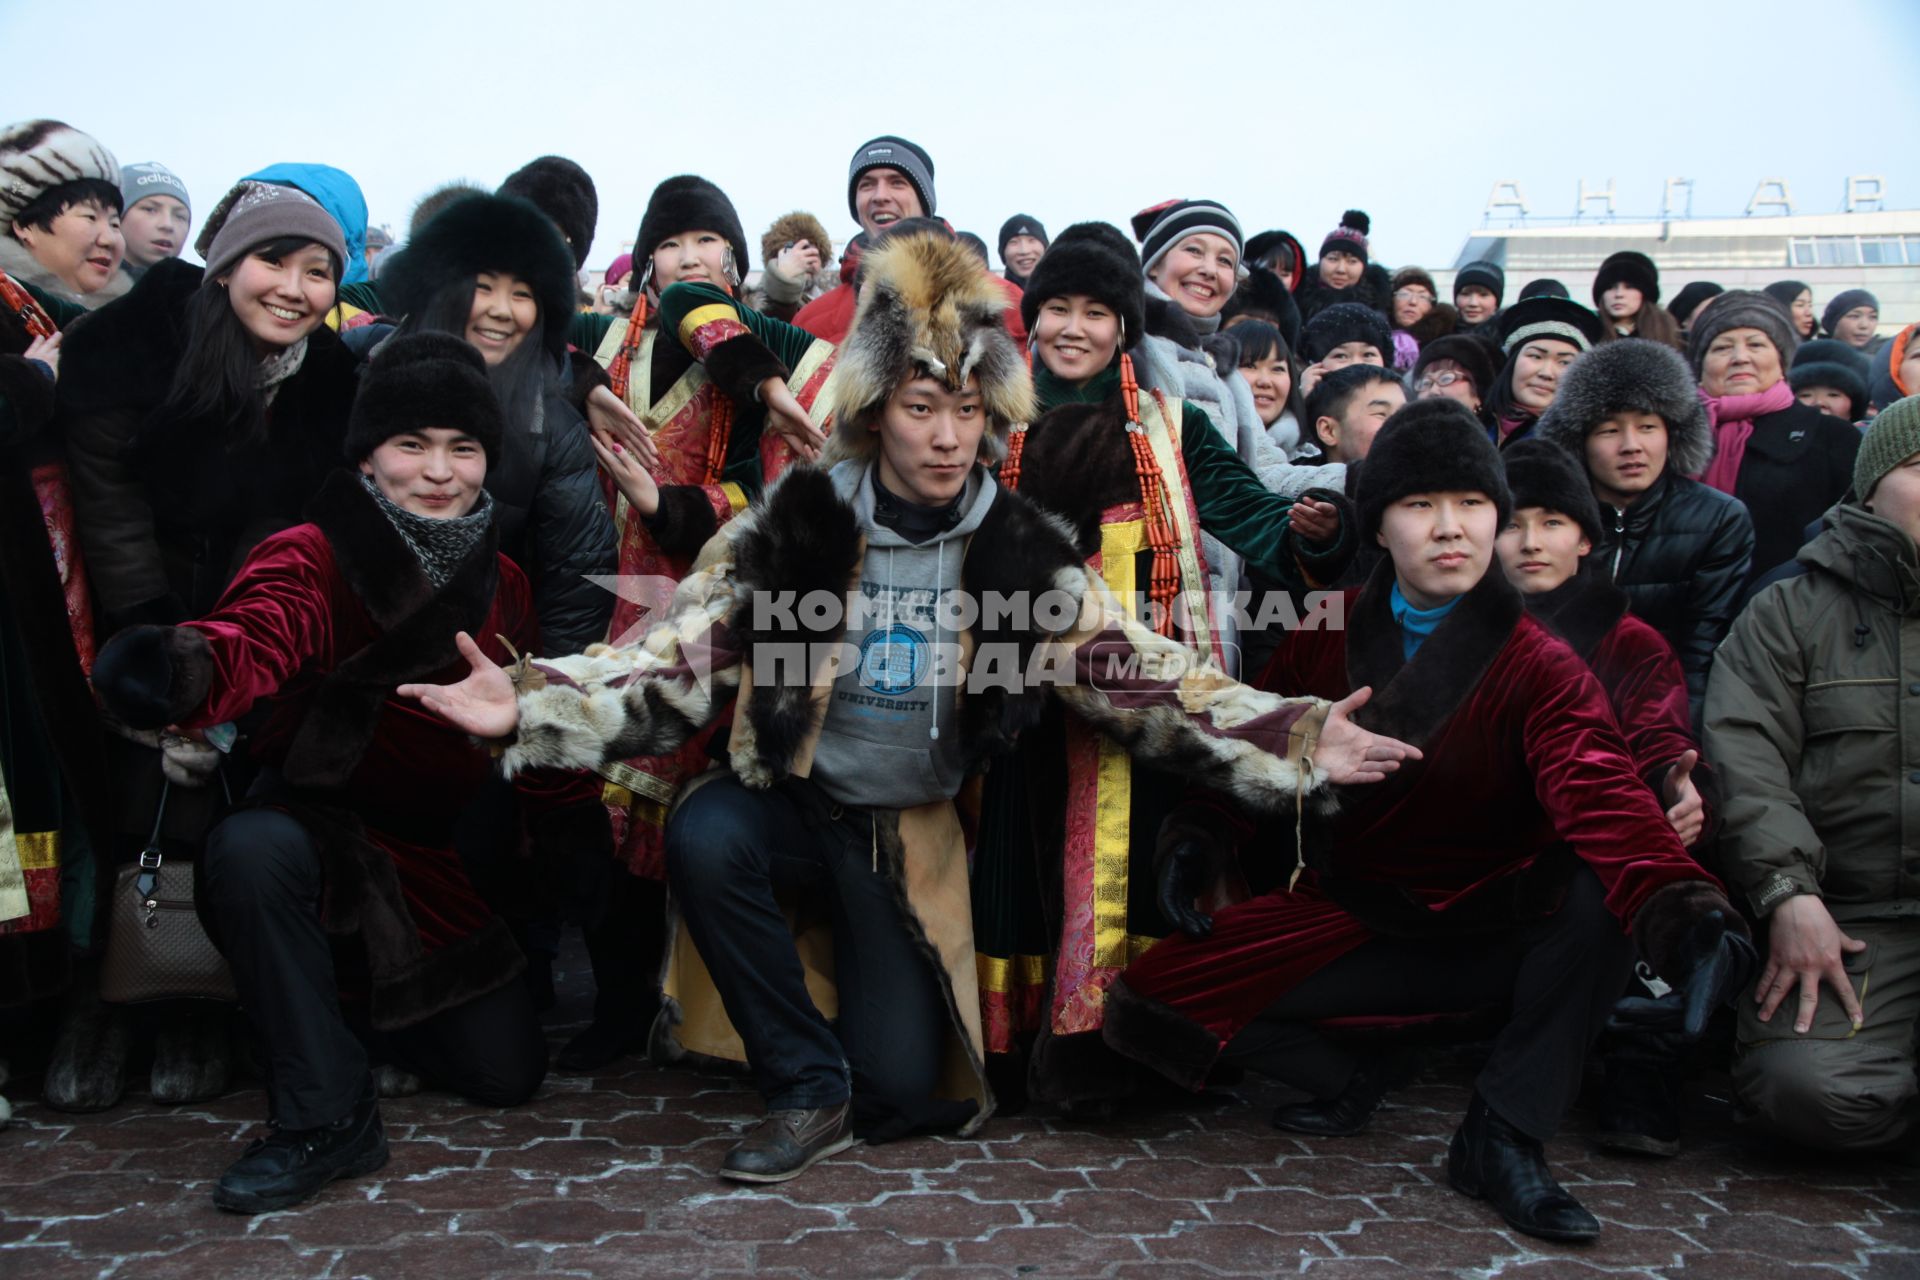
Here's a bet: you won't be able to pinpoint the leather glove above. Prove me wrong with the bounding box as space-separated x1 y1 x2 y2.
1614 884 1757 1040
1157 837 1218 939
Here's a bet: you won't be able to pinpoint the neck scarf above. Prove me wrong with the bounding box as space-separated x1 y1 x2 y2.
256 337 309 407
359 473 494 589
1695 379 1796 495
1144 279 1222 336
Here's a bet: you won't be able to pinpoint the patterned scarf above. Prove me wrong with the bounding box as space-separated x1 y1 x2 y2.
257 337 309 406
358 474 494 589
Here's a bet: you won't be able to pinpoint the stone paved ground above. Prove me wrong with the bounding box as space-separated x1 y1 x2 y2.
3 938 1916 1280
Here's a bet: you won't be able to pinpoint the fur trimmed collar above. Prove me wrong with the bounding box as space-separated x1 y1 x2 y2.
1526 567 1628 661
277 470 500 789
1344 556 1524 753
727 465 1082 780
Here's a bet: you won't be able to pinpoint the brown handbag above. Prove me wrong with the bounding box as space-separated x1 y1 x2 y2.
100 780 238 1004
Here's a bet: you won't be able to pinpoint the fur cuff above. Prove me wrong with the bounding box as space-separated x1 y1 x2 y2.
1099 978 1222 1092
704 333 788 406
93 625 213 730
566 346 613 414
644 484 724 556
1631 879 1747 980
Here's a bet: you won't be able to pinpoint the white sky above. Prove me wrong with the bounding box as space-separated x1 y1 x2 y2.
6 0 1916 273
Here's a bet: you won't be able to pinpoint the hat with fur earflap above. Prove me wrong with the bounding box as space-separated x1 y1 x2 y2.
1018 220 1145 346
634 174 750 286
819 229 1034 468
1502 438 1603 544
0 119 119 229
346 332 505 463
498 155 598 270
1535 338 1712 477
762 211 834 268
1356 398 1510 539
380 193 578 360
1301 301 1393 363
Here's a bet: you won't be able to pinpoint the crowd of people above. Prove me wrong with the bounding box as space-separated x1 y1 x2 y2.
3 117 1917 1244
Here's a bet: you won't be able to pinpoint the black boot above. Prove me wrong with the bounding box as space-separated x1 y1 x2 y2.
211 1079 389 1214
1592 1057 1682 1157
557 873 666 1073
1447 1092 1599 1244
1271 1052 1412 1136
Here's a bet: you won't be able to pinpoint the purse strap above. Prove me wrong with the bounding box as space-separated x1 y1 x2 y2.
135 778 172 901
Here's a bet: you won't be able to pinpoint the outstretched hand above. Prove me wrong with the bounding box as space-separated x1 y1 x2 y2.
397 632 520 739
1288 498 1340 549
1313 686 1421 785
759 377 826 462
585 384 659 469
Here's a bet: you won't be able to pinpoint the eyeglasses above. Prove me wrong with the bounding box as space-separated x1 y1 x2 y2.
1393 289 1434 303
1416 371 1472 392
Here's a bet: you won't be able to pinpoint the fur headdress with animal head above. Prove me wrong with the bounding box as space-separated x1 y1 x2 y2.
819 228 1033 468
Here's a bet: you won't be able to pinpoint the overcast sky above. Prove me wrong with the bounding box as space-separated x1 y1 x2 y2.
7 0 1917 274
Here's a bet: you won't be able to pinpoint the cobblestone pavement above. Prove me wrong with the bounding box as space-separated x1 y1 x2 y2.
4 941 1916 1280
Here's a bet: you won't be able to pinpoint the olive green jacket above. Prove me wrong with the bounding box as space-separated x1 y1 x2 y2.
1705 502 1920 924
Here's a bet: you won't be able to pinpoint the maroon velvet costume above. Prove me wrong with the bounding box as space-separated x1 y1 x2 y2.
161 473 589 1025
1105 562 1716 1083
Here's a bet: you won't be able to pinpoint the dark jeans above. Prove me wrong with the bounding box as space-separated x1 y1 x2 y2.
665 774 946 1113
200 808 547 1130
1222 866 1635 1141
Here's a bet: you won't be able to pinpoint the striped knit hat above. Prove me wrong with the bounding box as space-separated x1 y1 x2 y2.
0 119 119 229
1130 198 1243 275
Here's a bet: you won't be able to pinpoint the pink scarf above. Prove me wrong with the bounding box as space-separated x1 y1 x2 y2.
1695 380 1796 495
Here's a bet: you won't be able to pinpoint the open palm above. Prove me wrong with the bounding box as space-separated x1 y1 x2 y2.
397 632 520 739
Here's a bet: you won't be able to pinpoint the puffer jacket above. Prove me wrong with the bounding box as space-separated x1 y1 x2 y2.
481 384 615 655
1705 501 1920 924
1593 469 1754 711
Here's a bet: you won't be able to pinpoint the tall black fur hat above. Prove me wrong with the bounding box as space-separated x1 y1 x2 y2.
1592 250 1661 306
497 155 597 270
634 174 750 283
1018 221 1145 345
1301 301 1392 362
1357 399 1511 539
1502 438 1602 543
380 193 578 360
1790 338 1872 420
1535 338 1711 476
346 332 505 463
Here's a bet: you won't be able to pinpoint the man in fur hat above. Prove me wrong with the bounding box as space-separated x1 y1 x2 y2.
404 229 1420 1184
1101 402 1750 1244
88 334 605 1214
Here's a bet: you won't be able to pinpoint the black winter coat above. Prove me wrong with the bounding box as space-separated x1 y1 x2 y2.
60 259 359 630
1730 399 1861 584
481 382 615 655
1595 470 1755 711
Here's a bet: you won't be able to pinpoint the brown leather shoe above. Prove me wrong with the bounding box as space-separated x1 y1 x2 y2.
719 1102 855 1183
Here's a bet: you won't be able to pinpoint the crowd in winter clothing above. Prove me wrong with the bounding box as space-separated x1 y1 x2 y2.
3 115 1918 1242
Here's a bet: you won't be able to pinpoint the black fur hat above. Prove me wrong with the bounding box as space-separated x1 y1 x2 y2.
1412 333 1498 397
346 332 505 464
1790 338 1872 420
1667 280 1723 324
1535 338 1712 477
497 155 597 270
1502 438 1602 543
1018 221 1146 345
634 174 750 284
1518 278 1570 301
1592 250 1660 306
379 193 578 360
1357 399 1511 540
1301 301 1392 363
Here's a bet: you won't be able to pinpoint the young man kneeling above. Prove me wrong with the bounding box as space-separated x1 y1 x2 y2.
1101 402 1751 1244
404 231 1419 1183
90 335 607 1213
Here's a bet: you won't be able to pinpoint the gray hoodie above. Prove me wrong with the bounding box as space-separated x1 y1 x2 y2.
810 460 998 810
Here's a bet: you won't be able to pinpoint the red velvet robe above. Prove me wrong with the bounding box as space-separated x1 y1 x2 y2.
1115 562 1715 1058
172 505 583 959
